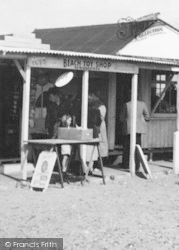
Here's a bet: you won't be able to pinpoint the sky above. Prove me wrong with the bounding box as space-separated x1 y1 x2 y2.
0 0 179 35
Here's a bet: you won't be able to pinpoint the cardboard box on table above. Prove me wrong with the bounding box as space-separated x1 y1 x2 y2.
58 128 98 163
58 128 93 140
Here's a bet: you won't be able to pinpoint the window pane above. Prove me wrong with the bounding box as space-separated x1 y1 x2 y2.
172 75 177 81
156 75 160 81
151 73 177 113
161 75 166 81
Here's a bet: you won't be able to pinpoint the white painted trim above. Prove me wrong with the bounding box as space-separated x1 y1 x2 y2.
129 74 138 175
107 73 116 150
20 64 31 181
13 59 26 81
81 71 89 129
0 54 27 59
173 73 179 173
171 67 179 72
176 73 179 131
80 70 89 163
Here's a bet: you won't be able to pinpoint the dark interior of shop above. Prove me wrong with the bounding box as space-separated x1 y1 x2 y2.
0 65 109 159
0 64 23 158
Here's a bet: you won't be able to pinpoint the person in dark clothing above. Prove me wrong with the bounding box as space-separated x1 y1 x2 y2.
71 94 82 126
45 88 62 138
120 90 150 171
86 93 102 172
60 94 73 116
88 103 101 138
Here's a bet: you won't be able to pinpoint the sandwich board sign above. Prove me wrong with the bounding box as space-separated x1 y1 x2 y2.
30 151 57 191
136 144 153 180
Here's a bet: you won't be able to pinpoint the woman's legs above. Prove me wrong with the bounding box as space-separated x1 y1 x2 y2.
62 155 69 173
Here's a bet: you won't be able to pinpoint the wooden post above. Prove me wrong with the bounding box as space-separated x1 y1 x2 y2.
173 73 179 174
80 70 89 162
21 64 31 182
176 73 179 132
81 70 89 129
129 73 138 175
107 73 116 150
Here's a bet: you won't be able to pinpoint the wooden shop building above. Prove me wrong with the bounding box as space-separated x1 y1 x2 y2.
1 14 179 177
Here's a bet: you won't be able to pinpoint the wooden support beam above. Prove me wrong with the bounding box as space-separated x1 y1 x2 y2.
107 73 116 150
80 70 89 163
176 74 179 132
0 54 27 60
129 73 138 175
13 59 26 81
173 73 179 174
20 64 31 182
81 71 89 129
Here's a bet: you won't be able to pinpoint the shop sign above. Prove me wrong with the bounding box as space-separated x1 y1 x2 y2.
136 26 164 40
116 13 159 40
63 58 112 71
30 151 57 191
28 56 138 73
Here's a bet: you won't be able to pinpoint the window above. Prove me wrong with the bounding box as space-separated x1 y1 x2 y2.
151 72 177 114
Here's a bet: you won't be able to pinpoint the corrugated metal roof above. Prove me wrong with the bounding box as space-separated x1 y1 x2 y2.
0 18 178 67
0 46 179 66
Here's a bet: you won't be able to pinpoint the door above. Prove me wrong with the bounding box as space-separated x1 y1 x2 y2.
115 73 131 148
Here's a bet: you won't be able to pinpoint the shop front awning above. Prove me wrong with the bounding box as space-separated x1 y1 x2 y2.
0 46 179 68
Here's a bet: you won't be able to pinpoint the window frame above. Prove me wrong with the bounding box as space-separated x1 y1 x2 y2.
151 71 177 117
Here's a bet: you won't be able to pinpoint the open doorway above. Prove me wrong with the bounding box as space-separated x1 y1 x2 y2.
115 73 132 148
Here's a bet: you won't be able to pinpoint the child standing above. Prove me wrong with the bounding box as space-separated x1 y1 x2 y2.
53 114 72 173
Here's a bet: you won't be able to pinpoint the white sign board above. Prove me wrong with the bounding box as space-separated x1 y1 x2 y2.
136 144 153 180
30 151 57 190
28 56 138 73
118 22 179 60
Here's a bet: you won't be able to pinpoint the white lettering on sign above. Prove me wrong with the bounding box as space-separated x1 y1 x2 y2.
63 58 112 71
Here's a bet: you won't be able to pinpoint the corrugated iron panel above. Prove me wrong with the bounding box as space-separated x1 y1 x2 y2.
0 46 178 66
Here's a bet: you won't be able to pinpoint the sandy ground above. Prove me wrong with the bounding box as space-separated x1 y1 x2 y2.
0 161 179 250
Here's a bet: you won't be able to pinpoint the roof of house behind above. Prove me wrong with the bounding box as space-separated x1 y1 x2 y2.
34 19 158 55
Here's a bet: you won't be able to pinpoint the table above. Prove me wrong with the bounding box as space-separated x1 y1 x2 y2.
24 138 105 188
